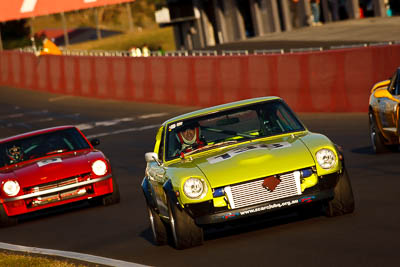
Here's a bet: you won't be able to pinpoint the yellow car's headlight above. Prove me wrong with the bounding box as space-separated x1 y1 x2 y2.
316 149 337 169
183 178 208 199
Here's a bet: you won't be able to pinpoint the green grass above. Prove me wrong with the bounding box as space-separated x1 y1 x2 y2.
2 0 176 52
0 251 86 267
32 0 159 33
67 26 175 51
28 0 175 52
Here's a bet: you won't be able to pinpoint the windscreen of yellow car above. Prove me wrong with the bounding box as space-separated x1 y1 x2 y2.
165 100 305 160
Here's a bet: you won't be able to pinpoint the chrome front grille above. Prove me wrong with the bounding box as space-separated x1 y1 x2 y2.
24 173 91 194
22 173 92 208
228 172 302 209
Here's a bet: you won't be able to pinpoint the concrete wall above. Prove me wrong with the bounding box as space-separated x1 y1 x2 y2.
1 44 400 112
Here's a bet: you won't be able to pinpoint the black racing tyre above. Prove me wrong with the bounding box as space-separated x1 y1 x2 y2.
167 197 203 249
146 204 168 246
90 177 121 206
101 177 121 206
0 205 18 227
325 169 355 217
369 112 391 154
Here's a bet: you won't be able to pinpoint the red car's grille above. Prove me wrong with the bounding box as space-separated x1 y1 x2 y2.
23 173 91 194
23 172 92 207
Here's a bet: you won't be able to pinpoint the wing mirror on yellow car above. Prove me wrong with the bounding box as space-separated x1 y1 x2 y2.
145 152 162 166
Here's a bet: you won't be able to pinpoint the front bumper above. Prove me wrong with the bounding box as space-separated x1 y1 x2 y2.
190 171 341 225
195 190 333 225
1 174 113 216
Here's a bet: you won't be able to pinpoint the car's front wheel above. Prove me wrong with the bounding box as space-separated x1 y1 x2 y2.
0 205 18 227
369 112 391 153
146 204 168 246
167 197 203 249
90 177 120 206
325 169 355 217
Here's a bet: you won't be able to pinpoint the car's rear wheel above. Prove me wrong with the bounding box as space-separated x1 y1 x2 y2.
369 112 391 153
325 169 355 217
146 204 168 245
0 205 18 227
167 197 203 249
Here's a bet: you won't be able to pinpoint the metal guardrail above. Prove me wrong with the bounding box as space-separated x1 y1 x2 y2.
369 41 393 47
221 50 248 56
329 44 368 50
190 50 218 56
19 47 37 53
254 49 284 55
164 50 189 56
17 40 400 57
290 47 323 53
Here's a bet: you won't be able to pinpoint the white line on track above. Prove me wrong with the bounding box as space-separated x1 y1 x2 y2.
0 110 50 121
0 113 24 119
0 242 147 267
138 113 169 119
77 113 168 131
48 95 74 102
86 124 160 139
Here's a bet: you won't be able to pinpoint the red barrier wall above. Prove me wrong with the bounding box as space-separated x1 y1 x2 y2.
2 45 400 112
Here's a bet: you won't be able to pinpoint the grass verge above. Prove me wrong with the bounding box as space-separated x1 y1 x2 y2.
0 251 88 267
67 27 175 51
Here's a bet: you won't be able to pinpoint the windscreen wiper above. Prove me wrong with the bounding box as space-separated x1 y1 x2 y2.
181 140 238 158
202 126 256 138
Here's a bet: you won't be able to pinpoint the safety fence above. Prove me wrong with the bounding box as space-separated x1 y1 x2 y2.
18 40 400 57
2 43 400 112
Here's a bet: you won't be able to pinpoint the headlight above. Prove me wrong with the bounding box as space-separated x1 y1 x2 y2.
183 178 207 199
3 180 20 197
91 160 107 176
316 149 337 169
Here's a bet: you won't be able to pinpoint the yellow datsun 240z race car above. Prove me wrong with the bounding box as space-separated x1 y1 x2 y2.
369 67 400 153
142 97 355 249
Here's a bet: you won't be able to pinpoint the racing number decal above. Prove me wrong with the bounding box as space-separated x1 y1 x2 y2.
266 142 291 150
207 142 291 164
37 158 62 167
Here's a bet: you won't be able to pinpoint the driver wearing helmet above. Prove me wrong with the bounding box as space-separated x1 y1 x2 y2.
176 124 205 155
6 145 23 164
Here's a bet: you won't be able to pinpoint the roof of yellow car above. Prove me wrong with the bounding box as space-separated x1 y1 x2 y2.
371 79 390 93
163 96 281 125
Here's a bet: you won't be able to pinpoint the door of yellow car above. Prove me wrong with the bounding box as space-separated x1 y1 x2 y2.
377 69 400 137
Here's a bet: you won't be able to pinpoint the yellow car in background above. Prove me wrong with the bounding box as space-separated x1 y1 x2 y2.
369 68 400 153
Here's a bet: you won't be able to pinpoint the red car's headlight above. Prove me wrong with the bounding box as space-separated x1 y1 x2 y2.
91 160 107 176
3 180 21 197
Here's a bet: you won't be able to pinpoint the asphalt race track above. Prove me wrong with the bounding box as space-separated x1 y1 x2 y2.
0 86 399 267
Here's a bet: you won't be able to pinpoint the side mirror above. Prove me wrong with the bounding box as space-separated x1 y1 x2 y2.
90 139 100 147
145 152 162 166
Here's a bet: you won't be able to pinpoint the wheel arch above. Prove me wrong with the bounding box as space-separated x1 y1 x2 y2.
141 177 158 210
163 179 180 209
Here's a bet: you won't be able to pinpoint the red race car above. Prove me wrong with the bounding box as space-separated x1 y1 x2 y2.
0 126 120 226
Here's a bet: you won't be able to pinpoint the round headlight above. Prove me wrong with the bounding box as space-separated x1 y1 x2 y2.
316 149 337 169
92 160 107 176
183 178 207 199
3 180 20 197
